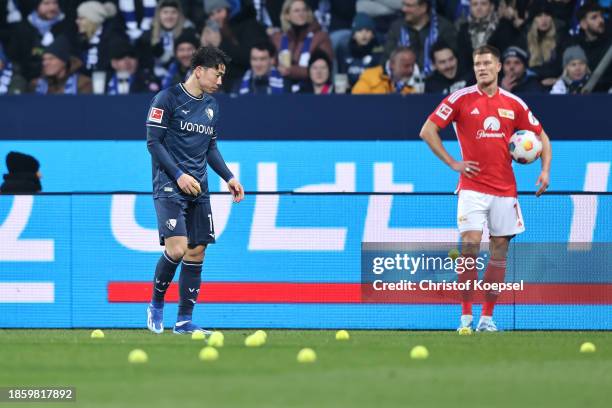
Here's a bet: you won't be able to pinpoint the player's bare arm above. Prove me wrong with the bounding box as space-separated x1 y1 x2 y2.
419 119 481 178
536 130 552 197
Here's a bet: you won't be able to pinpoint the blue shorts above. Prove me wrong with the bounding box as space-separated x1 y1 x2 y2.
154 197 215 248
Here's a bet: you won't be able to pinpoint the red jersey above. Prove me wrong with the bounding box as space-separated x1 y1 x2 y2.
428 85 543 197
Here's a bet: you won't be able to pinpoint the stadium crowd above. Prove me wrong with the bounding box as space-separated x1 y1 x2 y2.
0 0 610 95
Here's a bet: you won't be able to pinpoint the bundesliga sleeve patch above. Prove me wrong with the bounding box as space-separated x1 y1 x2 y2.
436 103 453 120
148 107 164 124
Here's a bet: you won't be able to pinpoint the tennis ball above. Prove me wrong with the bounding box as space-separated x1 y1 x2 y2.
297 348 317 363
90 329 105 339
254 330 267 341
410 345 429 360
128 349 148 364
244 334 263 347
191 331 206 340
335 330 350 340
580 342 596 353
448 248 460 260
199 346 219 362
458 327 473 336
208 331 224 348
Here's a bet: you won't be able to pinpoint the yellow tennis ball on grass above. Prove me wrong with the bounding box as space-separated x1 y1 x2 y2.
128 349 148 364
90 329 105 339
335 330 350 340
410 345 429 360
297 348 317 363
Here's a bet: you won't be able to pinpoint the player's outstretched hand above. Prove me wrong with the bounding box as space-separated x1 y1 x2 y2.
451 160 480 178
227 178 244 203
177 174 201 196
535 170 549 197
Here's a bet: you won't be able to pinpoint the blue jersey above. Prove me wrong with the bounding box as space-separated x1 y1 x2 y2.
146 83 233 202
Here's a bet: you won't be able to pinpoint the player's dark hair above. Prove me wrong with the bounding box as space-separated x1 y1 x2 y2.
473 45 501 61
251 41 276 58
430 41 456 63
190 46 231 71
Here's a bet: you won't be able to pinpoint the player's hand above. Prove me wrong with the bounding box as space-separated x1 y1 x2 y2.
451 160 480 178
177 174 201 196
535 170 549 197
227 178 244 203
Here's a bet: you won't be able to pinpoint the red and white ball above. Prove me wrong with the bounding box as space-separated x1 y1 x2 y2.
509 130 543 164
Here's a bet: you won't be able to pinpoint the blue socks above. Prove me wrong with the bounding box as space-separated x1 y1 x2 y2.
178 260 203 317
151 251 180 308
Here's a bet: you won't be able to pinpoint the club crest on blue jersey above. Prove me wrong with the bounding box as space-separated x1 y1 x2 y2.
205 108 214 120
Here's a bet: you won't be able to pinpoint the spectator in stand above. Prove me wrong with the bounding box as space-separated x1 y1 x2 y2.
352 46 423 94
571 1 612 92
160 30 198 88
30 35 92 94
234 41 286 94
425 41 473 93
384 0 457 76
299 48 334 93
456 0 520 73
106 36 159 94
202 0 268 91
254 0 285 34
500 45 546 92
75 1 119 75
0 152 42 193
1 42 26 94
337 13 384 89
117 0 157 42
310 0 356 68
551 45 591 94
521 0 568 88
8 0 77 82
271 0 333 92
356 0 403 35
0 0 21 50
140 0 194 80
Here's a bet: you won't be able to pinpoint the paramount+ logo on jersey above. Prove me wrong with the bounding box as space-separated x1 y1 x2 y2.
476 116 505 139
180 121 214 135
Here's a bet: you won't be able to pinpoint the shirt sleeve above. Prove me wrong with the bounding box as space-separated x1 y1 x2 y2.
146 91 183 180
513 98 543 135
427 93 460 129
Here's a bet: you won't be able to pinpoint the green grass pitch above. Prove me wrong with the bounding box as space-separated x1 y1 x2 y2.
1 330 611 408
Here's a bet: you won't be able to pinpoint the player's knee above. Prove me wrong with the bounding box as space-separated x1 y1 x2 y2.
461 232 482 256
165 244 188 261
184 245 206 262
489 236 510 259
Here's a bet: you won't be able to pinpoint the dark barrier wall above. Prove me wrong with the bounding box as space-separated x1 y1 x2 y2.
0 94 607 140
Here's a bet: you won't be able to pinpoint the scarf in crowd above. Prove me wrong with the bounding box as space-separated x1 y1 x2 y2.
385 60 409 93
35 74 78 95
570 0 587 36
84 27 103 71
398 0 438 76
7 0 21 23
119 0 156 41
107 73 135 95
238 68 284 95
28 10 65 46
0 62 13 95
314 0 331 32
162 61 191 89
454 0 470 22
160 31 174 63
253 0 273 28
468 11 499 50
280 31 314 67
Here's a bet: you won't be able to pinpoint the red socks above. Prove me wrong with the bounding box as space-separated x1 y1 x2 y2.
457 256 478 315
481 258 507 316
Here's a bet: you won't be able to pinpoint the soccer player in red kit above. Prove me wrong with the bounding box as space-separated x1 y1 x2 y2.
419 45 552 332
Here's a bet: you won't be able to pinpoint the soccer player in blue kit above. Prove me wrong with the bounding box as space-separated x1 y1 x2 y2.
145 46 244 334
